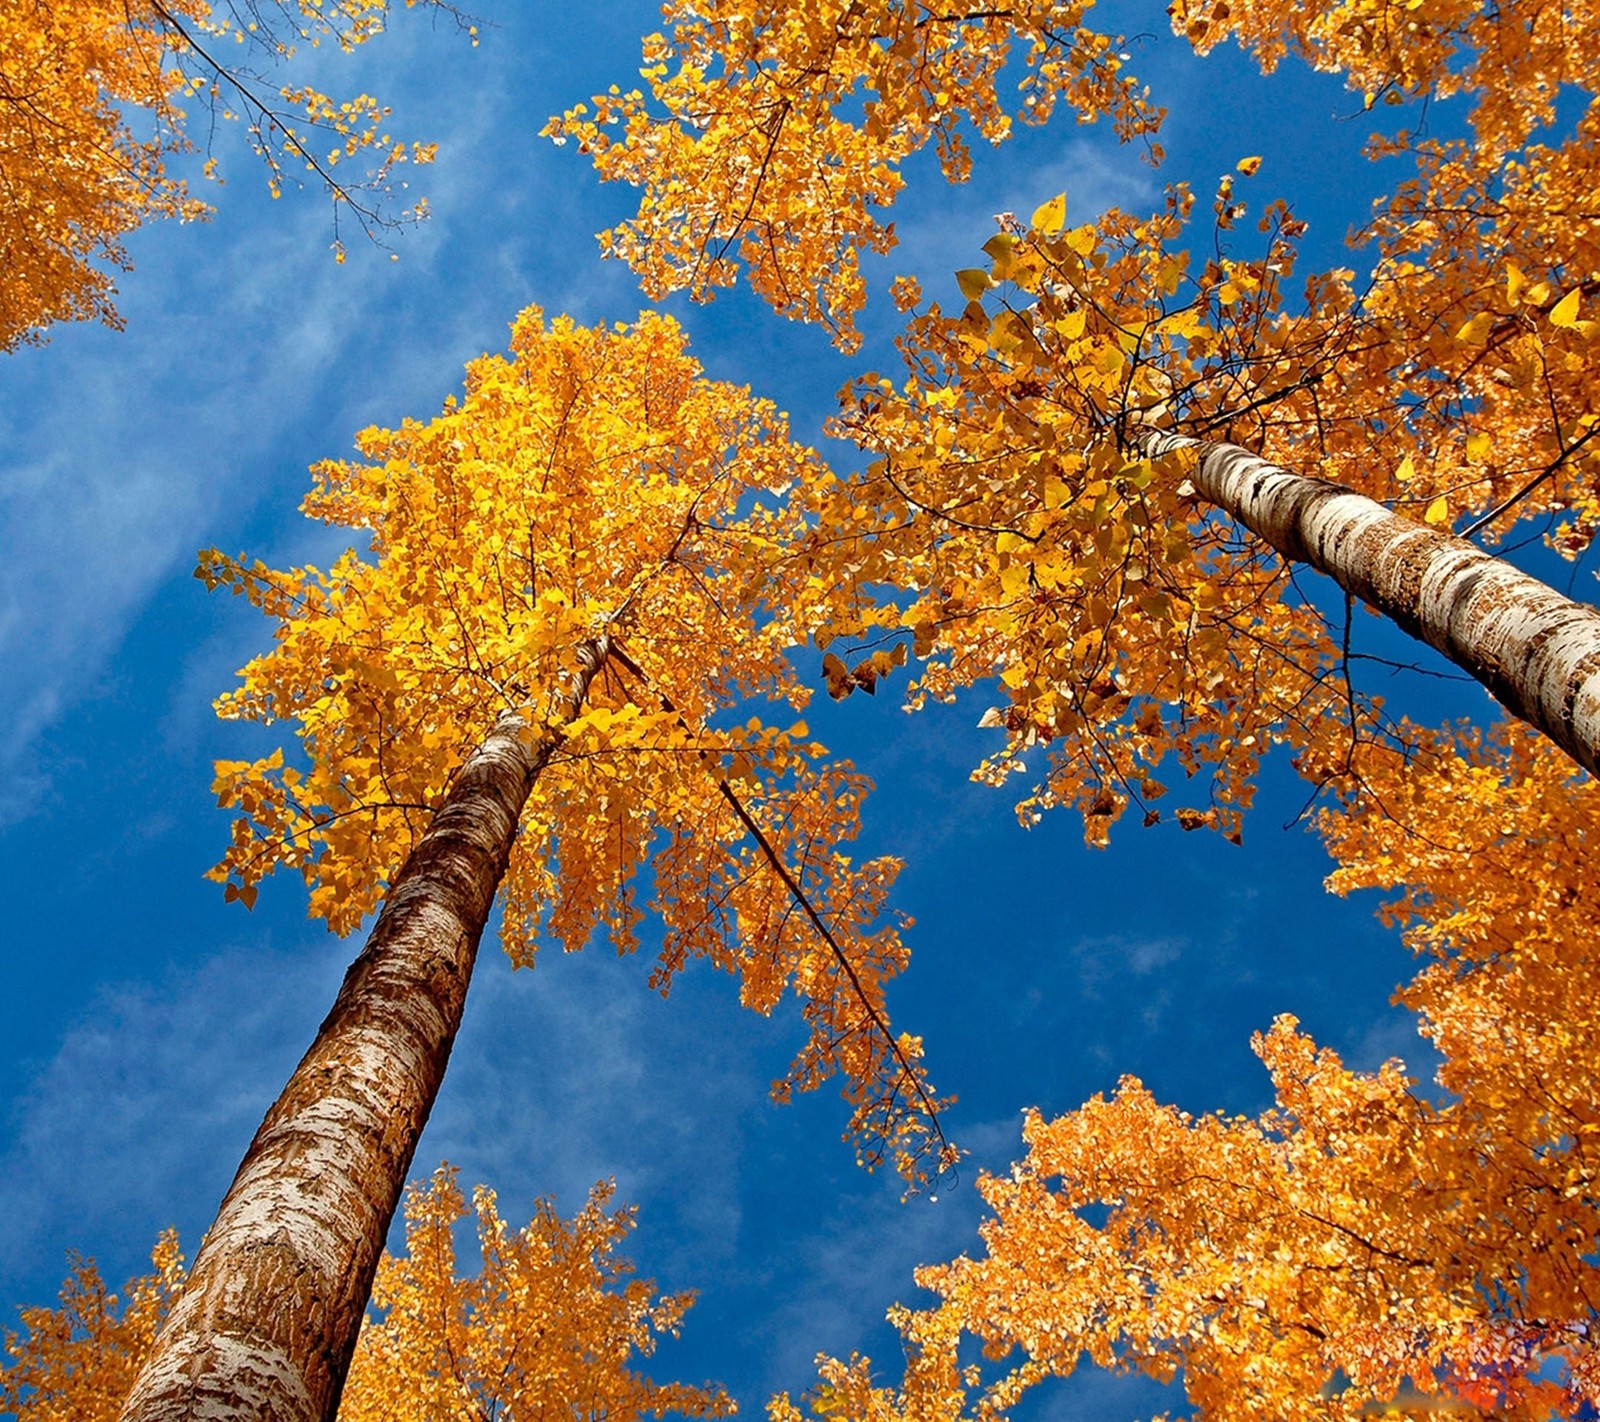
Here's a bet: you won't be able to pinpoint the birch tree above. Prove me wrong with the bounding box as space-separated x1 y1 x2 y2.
545 3 1600 1415
118 308 944 1422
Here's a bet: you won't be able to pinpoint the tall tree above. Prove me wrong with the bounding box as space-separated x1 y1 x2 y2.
119 308 943 1422
5 1167 728 1422
0 0 447 350
552 0 1600 829
784 216 1600 835
547 3 1600 1415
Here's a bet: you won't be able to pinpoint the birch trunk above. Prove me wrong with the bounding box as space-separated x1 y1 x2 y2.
118 636 613 1422
1133 427 1600 777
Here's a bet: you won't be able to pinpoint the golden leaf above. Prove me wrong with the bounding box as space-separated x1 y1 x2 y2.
1550 288 1582 327
1031 193 1067 236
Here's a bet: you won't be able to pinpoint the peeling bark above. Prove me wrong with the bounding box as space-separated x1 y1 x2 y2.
118 636 613 1422
1134 427 1600 777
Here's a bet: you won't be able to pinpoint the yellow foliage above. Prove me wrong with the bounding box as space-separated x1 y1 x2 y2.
204 306 947 1179
1 0 203 347
0 0 441 349
0 1231 183 1422
544 0 1164 350
2 1171 728 1422
777 721 1600 1421
557 0 1600 842
343 1168 733 1422
547 6 1600 1414
791 197 1358 843
1172 0 1600 165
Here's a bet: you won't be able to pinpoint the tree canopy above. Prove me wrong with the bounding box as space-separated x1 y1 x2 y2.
203 305 943 1174
4 0 1600 1420
550 0 1600 1415
0 0 444 349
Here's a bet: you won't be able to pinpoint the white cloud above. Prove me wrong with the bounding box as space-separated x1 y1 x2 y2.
416 942 770 1252
0 213 406 824
864 139 1162 326
1346 1006 1443 1090
740 1111 1024 1381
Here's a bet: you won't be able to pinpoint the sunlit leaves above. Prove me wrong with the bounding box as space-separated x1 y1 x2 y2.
342 1168 732 1422
0 1232 184 1422
873 1010 1588 1419
559 0 1600 717
1321 722 1600 1163
206 307 946 1179
1029 193 1066 236
528 0 1600 1414
0 0 204 348
812 722 1600 1419
787 194 1375 843
0 0 443 349
1550 288 1584 329
1171 0 1600 165
2 1172 727 1422
544 0 1165 349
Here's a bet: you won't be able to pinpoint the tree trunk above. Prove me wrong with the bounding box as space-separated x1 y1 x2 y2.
1133 427 1600 777
118 636 613 1422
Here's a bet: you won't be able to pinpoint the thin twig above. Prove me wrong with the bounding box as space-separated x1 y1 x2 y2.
1460 424 1600 541
605 641 951 1171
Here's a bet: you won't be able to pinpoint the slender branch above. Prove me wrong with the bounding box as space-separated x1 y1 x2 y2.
1460 424 1600 540
604 641 952 1171
148 0 419 245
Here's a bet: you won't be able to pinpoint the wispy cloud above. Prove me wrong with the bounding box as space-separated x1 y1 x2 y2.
417 943 769 1254
742 1111 1025 1384
863 137 1162 327
0 937 347 1299
0 210 417 824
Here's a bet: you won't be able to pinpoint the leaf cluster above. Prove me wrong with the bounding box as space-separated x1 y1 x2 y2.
203 306 949 1181
2 1169 725 1422
544 0 1165 350
0 0 447 349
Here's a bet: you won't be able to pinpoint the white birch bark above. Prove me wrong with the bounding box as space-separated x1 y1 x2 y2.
117 636 613 1422
1133 427 1600 777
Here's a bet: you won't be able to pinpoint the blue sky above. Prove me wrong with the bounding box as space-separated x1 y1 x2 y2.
0 4 1522 1418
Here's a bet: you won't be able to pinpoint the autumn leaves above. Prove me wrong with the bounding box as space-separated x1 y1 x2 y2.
10 0 1600 1417
539 0 1600 1415
203 308 943 1176
543 0 1165 351
3 1171 731 1422
0 0 442 349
